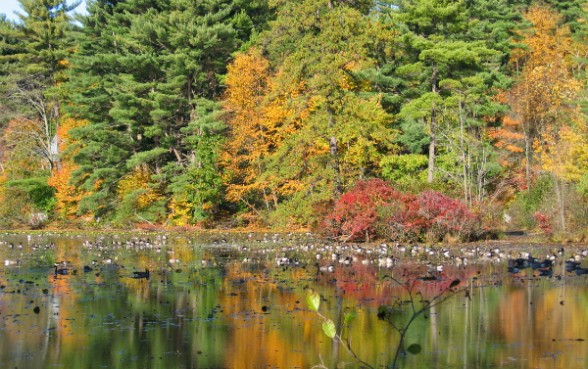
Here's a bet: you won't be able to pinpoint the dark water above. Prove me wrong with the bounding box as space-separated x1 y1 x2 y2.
0 232 586 369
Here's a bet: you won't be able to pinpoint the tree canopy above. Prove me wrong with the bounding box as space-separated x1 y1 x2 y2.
0 0 587 237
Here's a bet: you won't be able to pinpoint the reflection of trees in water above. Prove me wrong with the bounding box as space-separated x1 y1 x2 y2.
495 283 588 369
220 261 312 368
1 235 588 369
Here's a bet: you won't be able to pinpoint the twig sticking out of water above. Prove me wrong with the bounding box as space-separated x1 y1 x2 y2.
381 274 463 368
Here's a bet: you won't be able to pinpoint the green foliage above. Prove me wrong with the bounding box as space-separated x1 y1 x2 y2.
64 0 268 223
406 343 422 355
247 0 397 225
508 175 553 229
343 309 357 327
10 0 78 78
380 154 428 184
0 0 586 234
126 148 169 169
322 320 337 339
166 100 226 223
306 290 320 312
0 0 78 173
396 120 430 154
3 176 56 213
112 189 167 226
577 173 588 197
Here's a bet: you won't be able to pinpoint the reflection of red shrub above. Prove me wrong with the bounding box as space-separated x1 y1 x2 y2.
327 180 480 242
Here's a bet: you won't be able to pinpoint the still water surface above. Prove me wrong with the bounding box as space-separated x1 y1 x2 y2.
0 232 586 369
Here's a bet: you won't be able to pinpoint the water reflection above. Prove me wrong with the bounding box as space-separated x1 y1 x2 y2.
0 233 586 369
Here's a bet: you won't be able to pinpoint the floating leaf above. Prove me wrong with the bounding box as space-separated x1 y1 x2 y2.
406 343 422 355
306 290 320 312
322 319 337 338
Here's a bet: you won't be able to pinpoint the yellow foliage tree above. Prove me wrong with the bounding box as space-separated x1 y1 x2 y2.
117 166 164 212
48 117 88 218
533 120 588 232
167 196 193 227
504 5 583 186
535 124 588 183
222 48 305 217
221 48 272 212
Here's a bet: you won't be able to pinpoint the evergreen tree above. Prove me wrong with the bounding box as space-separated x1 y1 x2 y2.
65 0 269 222
0 0 78 225
383 0 508 200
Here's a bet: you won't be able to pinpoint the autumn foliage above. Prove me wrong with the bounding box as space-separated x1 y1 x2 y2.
327 179 481 242
327 179 403 241
48 118 88 218
3 0 588 236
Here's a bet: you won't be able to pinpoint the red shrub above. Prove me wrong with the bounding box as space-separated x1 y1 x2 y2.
328 179 401 241
533 211 552 236
415 191 480 241
326 181 480 242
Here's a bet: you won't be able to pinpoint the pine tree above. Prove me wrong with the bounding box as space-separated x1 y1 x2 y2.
65 0 269 222
380 0 510 203
0 0 78 225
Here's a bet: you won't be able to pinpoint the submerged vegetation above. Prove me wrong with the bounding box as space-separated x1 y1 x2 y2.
1 0 588 240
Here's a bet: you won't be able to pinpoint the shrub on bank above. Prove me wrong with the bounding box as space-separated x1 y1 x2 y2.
327 179 401 242
327 179 481 242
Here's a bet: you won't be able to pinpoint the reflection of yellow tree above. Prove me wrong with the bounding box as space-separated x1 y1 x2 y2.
219 262 404 368
48 241 84 351
495 286 588 369
220 262 306 368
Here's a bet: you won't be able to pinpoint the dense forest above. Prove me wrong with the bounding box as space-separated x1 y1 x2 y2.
0 0 587 241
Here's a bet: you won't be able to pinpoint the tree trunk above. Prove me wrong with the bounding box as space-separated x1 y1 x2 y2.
459 100 468 204
428 119 436 183
52 99 61 171
330 136 342 194
524 133 532 188
554 175 566 232
328 107 342 195
427 64 438 184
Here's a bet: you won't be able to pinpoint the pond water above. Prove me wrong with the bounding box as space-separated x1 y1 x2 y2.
0 232 586 369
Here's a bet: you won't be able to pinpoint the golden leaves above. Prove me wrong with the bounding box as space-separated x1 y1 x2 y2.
167 196 193 226
508 5 581 123
117 167 163 209
535 125 588 183
222 49 306 209
497 5 586 185
48 118 88 218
